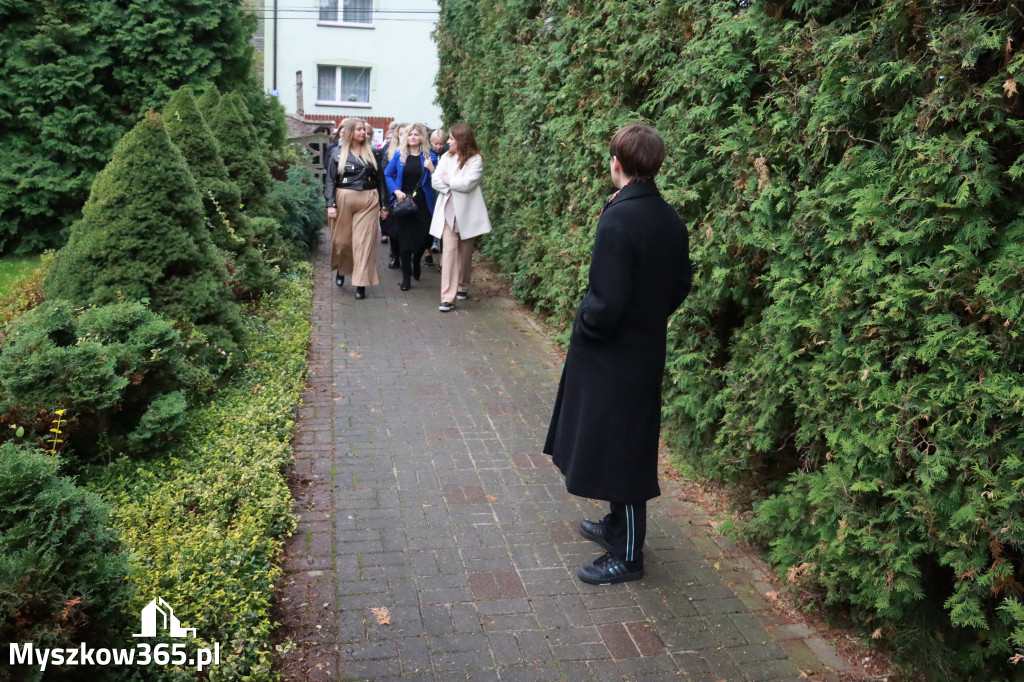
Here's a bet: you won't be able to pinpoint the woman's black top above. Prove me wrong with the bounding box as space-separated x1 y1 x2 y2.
401 154 423 194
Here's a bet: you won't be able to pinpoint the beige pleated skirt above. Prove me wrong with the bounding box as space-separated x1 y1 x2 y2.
331 188 380 287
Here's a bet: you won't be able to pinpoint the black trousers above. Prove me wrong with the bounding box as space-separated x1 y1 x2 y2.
602 501 647 565
396 206 431 282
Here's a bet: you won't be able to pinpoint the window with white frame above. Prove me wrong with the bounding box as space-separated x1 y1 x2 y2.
319 0 372 25
317 65 371 105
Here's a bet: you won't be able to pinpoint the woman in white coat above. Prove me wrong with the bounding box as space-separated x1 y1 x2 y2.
430 124 492 312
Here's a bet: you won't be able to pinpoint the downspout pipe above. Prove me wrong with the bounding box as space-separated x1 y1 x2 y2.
272 0 278 91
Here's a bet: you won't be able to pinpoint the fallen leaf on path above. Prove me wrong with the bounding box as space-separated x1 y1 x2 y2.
370 606 391 625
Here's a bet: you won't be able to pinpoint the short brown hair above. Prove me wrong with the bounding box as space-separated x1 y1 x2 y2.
609 124 665 182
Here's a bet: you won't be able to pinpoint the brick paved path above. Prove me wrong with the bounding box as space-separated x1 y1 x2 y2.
281 234 854 681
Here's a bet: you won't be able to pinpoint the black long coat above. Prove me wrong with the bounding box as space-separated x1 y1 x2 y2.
543 181 691 503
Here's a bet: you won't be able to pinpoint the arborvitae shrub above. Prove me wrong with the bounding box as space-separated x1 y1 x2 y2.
436 0 1024 676
43 111 245 372
239 79 288 150
196 83 221 120
0 300 203 460
248 217 290 268
269 164 327 251
162 85 276 295
0 443 131 678
207 92 276 222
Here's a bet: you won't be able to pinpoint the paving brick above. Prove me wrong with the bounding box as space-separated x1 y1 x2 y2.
625 621 666 657
598 622 642 659
279 238 860 682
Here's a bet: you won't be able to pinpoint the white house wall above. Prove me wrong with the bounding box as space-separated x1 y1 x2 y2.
263 0 442 126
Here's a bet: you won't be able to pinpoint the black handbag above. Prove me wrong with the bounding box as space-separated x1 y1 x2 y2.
392 189 418 217
392 155 425 218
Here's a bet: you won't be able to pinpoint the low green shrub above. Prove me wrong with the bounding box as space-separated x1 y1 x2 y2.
0 300 204 461
269 164 326 252
84 263 311 680
0 443 132 682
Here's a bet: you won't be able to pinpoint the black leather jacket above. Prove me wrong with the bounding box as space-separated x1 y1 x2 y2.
324 146 388 209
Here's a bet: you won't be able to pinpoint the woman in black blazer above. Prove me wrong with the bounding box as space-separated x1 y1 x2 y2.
384 123 436 291
324 118 390 299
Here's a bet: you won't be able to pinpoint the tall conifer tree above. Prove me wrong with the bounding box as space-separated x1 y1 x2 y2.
0 1 255 253
163 85 275 295
207 92 276 220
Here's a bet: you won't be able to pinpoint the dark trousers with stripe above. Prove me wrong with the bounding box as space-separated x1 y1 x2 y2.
603 501 647 565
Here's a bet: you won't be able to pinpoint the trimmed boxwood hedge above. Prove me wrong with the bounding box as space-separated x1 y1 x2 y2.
435 0 1024 678
83 264 311 680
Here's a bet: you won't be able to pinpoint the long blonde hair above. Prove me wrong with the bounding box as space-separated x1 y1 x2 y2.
338 118 377 169
399 123 434 172
389 123 408 160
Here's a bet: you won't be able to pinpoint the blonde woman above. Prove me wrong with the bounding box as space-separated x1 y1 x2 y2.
425 127 447 259
384 123 437 291
324 118 389 300
430 124 491 312
380 122 408 266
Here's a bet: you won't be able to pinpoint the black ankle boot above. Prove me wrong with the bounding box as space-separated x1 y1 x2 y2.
412 260 421 281
354 286 366 300
399 277 410 291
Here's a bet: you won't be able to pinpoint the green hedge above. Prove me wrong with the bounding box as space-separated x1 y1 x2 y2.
435 0 1024 678
83 265 311 680
0 443 132 682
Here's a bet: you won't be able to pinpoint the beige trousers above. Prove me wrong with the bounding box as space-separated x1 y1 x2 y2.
441 223 476 303
331 189 380 286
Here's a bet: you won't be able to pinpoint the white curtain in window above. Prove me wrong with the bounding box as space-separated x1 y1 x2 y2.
343 0 372 24
319 0 339 22
340 67 370 103
317 66 337 102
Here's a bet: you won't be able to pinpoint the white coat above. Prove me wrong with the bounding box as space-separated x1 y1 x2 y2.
430 153 492 240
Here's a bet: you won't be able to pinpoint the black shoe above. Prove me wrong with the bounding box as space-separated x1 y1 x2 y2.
335 274 344 287
388 256 400 269
354 286 366 300
456 291 469 301
424 254 434 266
400 279 410 291
381 235 389 244
412 261 421 281
577 520 614 553
438 301 454 312
577 553 643 585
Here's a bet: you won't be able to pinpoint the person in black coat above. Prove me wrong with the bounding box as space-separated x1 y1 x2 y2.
383 123 436 291
544 124 692 585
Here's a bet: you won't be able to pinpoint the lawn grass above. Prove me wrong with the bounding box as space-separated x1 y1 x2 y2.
0 255 43 295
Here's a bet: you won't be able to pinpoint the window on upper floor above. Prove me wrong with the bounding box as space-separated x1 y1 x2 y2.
319 0 372 25
317 65 371 105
